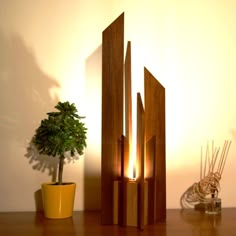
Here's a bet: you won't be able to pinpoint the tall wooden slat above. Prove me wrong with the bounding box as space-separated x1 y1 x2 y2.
120 135 129 181
144 67 166 222
101 13 124 224
145 136 156 224
125 41 132 163
136 93 145 230
116 41 132 226
120 135 129 226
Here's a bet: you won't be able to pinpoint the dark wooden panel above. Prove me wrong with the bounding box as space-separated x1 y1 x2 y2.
144 67 166 222
136 93 145 230
125 41 132 160
146 136 156 179
101 13 124 224
146 136 156 224
120 135 129 181
120 135 129 226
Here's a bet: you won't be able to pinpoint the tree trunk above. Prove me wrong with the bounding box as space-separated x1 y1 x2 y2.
58 156 65 185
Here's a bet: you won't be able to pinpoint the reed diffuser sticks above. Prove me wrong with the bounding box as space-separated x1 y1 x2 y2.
180 140 232 210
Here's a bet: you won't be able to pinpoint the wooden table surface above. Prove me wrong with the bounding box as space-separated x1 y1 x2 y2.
0 208 235 235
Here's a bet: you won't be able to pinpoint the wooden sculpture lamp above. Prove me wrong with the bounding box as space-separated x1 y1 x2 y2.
101 13 166 230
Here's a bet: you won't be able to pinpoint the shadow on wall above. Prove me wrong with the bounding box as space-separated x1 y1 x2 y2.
25 141 59 182
84 45 102 210
0 31 60 210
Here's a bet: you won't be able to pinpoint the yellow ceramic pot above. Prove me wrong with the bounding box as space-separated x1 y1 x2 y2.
41 182 76 219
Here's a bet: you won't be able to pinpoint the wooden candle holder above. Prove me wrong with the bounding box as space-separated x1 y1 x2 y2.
101 13 166 230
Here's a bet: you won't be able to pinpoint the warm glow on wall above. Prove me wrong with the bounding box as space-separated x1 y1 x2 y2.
53 1 236 209
118 1 235 172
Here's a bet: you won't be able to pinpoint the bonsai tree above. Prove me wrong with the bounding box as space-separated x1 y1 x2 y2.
33 101 87 185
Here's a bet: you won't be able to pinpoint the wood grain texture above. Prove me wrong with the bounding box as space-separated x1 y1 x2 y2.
113 180 120 224
136 93 145 230
125 181 138 227
144 67 166 222
125 41 132 157
120 135 129 226
1 209 235 235
146 136 156 224
120 135 129 181
101 12 124 224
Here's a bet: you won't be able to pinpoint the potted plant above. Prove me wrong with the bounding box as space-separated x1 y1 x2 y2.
33 101 87 219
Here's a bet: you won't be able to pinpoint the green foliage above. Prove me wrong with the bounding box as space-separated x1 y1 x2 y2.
33 101 87 184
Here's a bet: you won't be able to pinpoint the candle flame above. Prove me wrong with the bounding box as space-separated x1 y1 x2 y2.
128 142 136 179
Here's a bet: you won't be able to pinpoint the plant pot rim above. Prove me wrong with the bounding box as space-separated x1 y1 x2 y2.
42 182 76 186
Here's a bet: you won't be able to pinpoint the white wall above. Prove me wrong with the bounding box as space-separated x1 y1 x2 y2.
0 0 114 211
0 0 236 212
